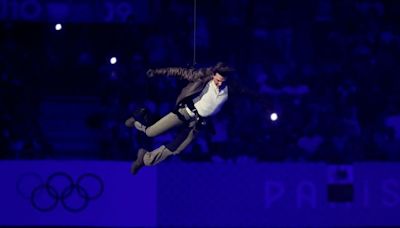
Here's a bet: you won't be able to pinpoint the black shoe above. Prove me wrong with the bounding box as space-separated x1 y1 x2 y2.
130 148 147 175
125 108 149 128
125 116 136 128
135 108 150 125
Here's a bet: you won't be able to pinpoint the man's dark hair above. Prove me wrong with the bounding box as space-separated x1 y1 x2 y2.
212 62 234 78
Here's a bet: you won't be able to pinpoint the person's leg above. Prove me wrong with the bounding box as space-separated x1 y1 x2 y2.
126 111 181 137
130 108 195 174
142 112 183 137
126 107 192 137
143 126 197 166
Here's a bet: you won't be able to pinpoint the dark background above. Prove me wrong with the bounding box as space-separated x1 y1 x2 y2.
1 0 400 163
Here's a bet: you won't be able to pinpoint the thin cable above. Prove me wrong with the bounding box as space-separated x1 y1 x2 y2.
193 0 197 66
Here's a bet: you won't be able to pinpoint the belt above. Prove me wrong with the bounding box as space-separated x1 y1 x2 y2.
185 100 203 120
175 101 207 126
185 100 207 127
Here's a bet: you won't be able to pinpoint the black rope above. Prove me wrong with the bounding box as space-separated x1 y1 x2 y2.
193 0 197 66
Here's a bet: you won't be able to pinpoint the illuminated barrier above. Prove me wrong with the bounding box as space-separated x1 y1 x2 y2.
0 161 399 227
157 162 400 227
0 161 156 227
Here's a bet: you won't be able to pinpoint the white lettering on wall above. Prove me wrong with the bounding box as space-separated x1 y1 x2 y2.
264 181 285 208
362 181 369 207
264 179 400 209
382 179 400 208
296 181 317 208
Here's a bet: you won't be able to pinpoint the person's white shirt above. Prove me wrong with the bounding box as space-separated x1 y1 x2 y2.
186 80 228 117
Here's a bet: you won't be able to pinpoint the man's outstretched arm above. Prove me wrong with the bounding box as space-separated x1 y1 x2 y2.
147 67 210 81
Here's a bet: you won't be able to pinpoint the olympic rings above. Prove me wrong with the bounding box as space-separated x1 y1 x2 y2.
17 171 104 213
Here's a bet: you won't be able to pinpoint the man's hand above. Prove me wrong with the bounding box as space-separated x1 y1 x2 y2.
146 69 155 77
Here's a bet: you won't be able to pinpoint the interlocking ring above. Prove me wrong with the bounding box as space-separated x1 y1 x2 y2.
17 171 104 213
